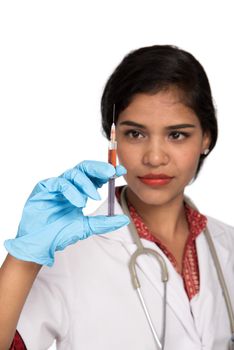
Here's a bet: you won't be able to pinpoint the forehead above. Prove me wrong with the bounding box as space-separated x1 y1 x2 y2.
117 89 199 126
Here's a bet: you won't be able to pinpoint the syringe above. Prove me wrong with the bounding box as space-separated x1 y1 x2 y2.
108 106 117 216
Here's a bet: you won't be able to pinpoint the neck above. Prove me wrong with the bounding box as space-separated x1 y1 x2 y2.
126 188 188 243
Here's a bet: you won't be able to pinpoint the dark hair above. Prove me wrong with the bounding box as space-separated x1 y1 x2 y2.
101 45 218 176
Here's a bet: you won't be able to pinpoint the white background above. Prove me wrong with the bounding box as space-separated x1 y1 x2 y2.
0 1 234 347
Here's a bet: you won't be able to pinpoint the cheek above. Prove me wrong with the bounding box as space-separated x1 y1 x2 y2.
117 144 138 170
117 145 125 165
117 154 135 171
177 150 201 176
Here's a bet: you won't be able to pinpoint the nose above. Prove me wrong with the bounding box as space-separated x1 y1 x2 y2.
142 140 169 167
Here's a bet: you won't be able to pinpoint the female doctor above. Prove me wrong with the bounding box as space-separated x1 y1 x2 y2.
0 45 234 350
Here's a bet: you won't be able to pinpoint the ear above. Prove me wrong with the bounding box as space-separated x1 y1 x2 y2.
201 131 211 154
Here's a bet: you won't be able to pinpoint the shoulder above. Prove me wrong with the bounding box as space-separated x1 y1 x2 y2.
207 215 234 234
206 215 234 248
185 195 234 242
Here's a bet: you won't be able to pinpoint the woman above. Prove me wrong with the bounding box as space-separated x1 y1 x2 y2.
0 45 233 350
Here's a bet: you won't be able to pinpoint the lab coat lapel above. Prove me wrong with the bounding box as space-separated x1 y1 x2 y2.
190 223 231 344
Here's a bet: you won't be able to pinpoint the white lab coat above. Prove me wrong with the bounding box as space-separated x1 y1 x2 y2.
17 197 234 350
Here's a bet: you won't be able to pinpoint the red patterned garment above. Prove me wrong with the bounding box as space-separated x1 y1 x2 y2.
116 187 207 300
9 330 27 350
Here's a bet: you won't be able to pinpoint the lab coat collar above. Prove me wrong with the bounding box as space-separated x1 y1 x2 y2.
93 195 230 245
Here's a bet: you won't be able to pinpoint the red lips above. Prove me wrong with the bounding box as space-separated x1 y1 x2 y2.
138 174 173 186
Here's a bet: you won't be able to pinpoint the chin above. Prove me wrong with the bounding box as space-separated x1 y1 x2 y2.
141 193 175 207
128 186 174 207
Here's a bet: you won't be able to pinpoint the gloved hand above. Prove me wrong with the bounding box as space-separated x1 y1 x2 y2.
4 161 129 266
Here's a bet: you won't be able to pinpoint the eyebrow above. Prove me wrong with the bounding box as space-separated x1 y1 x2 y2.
166 124 196 130
118 121 196 130
118 121 146 128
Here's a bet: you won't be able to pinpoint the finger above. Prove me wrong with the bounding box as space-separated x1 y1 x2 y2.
115 164 127 177
77 160 116 187
84 215 130 236
52 215 129 251
61 168 101 200
61 160 116 198
34 177 87 207
77 161 126 188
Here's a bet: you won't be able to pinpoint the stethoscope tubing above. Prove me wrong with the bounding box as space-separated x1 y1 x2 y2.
136 287 163 349
129 246 168 349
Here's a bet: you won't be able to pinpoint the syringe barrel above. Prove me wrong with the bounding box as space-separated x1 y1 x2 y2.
108 141 117 167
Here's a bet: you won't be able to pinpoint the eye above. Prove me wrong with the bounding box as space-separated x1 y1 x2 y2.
124 129 144 139
168 131 189 141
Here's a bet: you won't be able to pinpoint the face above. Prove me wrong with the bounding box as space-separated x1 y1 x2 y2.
116 89 210 208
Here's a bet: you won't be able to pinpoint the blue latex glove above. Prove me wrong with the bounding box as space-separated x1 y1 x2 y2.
4 161 129 266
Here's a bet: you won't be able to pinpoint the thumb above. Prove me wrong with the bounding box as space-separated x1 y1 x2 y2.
85 215 130 235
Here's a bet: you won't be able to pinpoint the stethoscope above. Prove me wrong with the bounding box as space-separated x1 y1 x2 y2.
120 186 234 350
